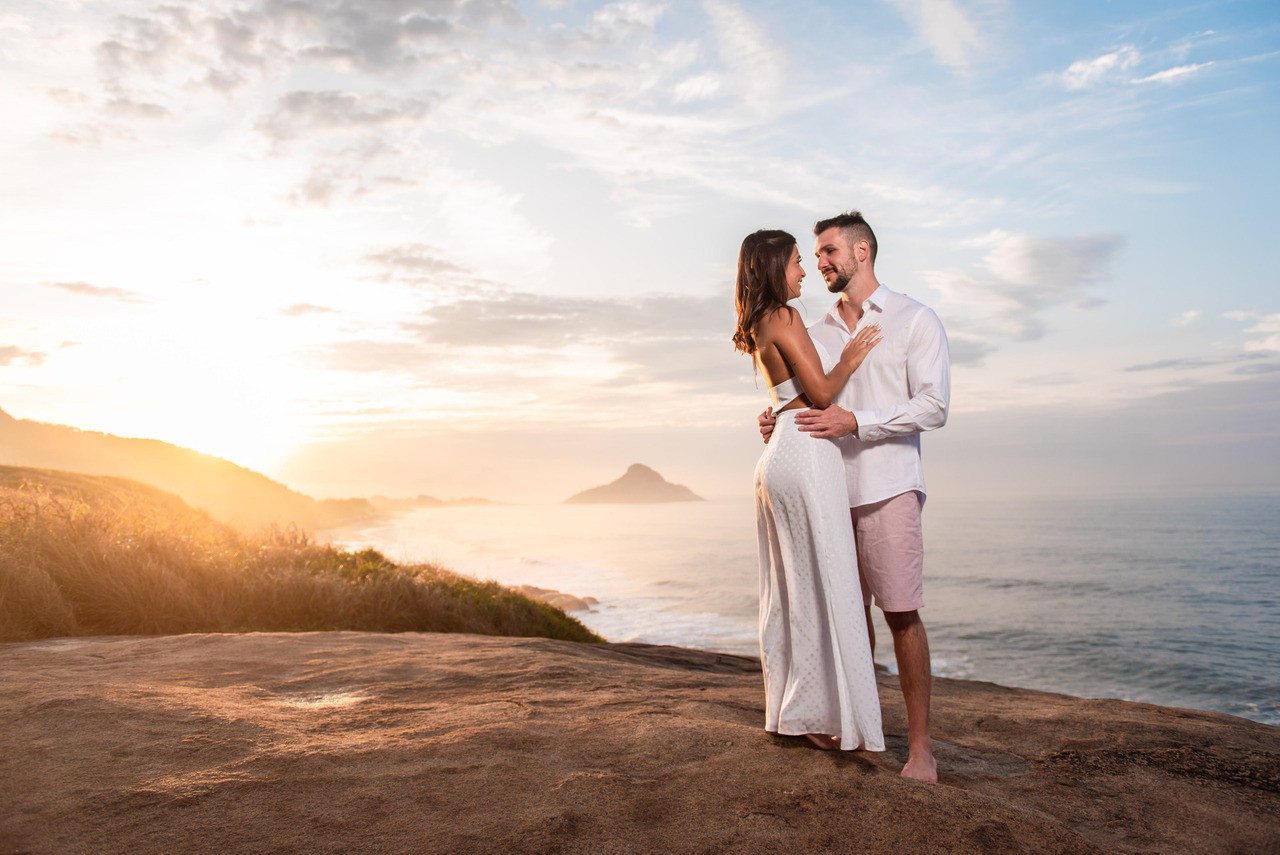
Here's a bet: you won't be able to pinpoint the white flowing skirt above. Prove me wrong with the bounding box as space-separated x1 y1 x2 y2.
754 409 884 751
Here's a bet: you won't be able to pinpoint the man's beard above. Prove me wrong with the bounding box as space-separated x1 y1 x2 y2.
825 258 857 293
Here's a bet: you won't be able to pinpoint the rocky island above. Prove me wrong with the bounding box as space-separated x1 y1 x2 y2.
564 463 704 504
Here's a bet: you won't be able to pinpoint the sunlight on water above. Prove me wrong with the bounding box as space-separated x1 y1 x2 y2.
330 493 1280 726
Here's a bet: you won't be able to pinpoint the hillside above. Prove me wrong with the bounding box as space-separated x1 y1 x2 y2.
564 463 704 504
0 408 374 530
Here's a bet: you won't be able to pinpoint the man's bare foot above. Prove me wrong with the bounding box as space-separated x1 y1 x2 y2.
804 733 841 750
901 748 938 782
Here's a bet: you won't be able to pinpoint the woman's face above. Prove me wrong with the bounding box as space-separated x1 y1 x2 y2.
785 245 805 300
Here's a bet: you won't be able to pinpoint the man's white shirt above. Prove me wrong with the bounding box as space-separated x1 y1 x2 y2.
808 285 950 509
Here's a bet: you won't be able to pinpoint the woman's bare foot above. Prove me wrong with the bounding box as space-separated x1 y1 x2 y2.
804 733 841 750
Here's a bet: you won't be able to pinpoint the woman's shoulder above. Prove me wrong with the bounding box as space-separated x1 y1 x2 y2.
756 305 801 337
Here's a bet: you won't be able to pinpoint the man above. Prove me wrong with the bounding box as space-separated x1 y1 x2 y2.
759 210 949 782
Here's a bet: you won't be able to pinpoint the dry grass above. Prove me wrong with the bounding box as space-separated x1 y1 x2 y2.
0 470 600 645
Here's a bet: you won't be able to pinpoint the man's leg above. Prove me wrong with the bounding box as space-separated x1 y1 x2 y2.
884 609 936 782
851 493 935 782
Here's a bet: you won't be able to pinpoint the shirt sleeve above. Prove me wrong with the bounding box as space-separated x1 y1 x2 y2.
852 307 950 441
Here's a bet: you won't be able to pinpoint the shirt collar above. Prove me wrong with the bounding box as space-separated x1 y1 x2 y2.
823 300 847 331
864 284 889 312
823 284 890 331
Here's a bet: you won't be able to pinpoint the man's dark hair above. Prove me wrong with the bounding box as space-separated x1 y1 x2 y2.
814 210 878 264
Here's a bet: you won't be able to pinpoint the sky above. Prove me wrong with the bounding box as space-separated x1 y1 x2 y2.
2 0 1278 503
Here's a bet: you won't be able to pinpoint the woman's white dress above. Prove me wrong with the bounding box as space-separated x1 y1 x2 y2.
754 376 884 751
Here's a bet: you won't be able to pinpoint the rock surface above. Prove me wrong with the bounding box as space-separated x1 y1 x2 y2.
518 585 599 613
564 463 704 504
2 632 1278 854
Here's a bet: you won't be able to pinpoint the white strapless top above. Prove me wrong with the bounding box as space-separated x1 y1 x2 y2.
768 375 804 411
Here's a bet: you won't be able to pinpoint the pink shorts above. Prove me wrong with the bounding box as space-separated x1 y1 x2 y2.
852 491 924 613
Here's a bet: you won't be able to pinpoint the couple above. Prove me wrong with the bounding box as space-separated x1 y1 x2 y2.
733 211 950 782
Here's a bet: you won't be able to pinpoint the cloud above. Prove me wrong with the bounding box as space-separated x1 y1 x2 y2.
409 293 606 349
0 346 47 367
96 7 200 77
0 13 31 32
1123 357 1218 373
927 372 1280 498
673 73 721 103
248 88 445 208
1242 313 1280 353
946 334 997 366
882 0 983 72
1058 46 1213 91
258 90 439 142
1121 351 1278 375
1059 45 1140 90
1224 311 1280 353
88 0 524 102
408 290 730 349
704 0 786 110
65 0 828 222
925 231 1125 341
281 303 337 317
1244 313 1280 333
104 97 171 120
582 1 666 42
43 281 146 303
1173 309 1201 327
319 286 744 401
365 243 470 282
295 10 461 70
979 232 1122 295
1015 372 1076 387
1133 62 1214 85
45 123 115 148
1234 362 1280 375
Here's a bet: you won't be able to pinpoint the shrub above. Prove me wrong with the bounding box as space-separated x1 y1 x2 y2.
0 472 600 645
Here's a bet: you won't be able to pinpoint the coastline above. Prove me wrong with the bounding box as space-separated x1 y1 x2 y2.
3 631 1277 854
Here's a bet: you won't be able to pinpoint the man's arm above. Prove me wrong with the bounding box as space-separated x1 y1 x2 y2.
758 407 776 444
792 405 857 438
854 308 949 441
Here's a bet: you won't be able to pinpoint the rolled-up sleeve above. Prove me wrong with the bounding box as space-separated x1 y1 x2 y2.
853 308 950 441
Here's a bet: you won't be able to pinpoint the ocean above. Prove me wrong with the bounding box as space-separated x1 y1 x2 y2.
330 492 1280 726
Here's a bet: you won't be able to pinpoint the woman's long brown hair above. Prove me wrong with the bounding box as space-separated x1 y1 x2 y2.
733 229 796 355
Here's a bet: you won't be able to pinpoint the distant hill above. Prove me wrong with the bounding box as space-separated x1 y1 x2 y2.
564 464 704 504
368 495 501 513
0 407 376 531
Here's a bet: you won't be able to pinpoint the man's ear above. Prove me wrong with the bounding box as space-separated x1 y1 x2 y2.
855 239 869 261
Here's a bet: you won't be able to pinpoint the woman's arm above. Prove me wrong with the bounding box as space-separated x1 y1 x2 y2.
759 308 881 408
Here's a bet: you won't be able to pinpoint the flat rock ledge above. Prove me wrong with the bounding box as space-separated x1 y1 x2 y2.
2 632 1277 854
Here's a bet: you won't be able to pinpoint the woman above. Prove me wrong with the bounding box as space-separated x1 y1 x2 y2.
733 228 885 752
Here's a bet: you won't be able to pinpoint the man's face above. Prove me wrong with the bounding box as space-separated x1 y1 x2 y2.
814 228 858 293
